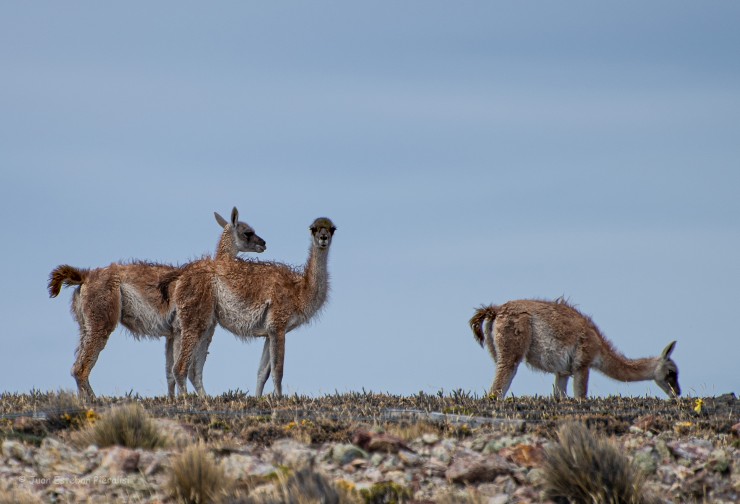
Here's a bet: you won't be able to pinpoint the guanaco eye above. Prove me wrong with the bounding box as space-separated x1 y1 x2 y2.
244 231 254 238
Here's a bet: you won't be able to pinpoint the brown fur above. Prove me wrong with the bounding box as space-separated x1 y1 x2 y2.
169 217 336 397
469 305 498 347
470 299 680 399
48 208 266 399
48 265 88 297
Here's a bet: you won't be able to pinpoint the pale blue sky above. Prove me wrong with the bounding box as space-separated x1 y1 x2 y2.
1 2 738 398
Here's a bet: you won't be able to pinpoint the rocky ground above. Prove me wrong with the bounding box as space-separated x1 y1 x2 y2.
0 391 738 503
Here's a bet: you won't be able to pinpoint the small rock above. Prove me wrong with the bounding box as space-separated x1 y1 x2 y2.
352 430 415 454
97 446 140 474
270 438 315 468
708 449 731 474
331 444 368 466
152 418 197 448
668 439 713 461
482 436 524 455
398 450 421 467
370 452 384 467
655 439 672 462
632 448 658 475
35 437 91 476
379 454 403 472
222 453 276 481
431 442 454 464
633 414 658 432
2 440 33 464
421 433 439 445
446 452 517 484
137 449 171 476
364 467 384 482
424 458 449 477
498 443 544 468
384 469 408 485
731 422 740 437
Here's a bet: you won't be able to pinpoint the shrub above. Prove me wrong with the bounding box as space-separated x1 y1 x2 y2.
76 403 165 449
41 390 87 432
230 466 360 504
540 422 659 504
168 442 233 504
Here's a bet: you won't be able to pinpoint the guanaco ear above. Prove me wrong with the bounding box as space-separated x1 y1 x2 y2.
661 341 677 360
214 212 228 229
231 207 239 227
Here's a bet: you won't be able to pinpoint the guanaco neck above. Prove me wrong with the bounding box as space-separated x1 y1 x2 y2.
299 241 330 318
215 226 236 260
594 337 658 382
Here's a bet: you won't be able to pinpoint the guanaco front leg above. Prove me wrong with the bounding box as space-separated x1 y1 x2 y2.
573 367 590 398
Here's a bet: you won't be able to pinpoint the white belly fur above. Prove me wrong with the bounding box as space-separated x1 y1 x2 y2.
215 279 270 338
523 315 575 374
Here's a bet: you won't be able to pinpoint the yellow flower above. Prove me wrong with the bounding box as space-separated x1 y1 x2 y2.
693 398 704 414
86 408 99 424
673 421 693 434
336 480 356 493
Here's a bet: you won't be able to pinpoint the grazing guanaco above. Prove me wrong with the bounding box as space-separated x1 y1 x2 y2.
469 298 680 399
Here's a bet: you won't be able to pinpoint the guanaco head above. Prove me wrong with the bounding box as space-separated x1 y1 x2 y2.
654 340 680 397
310 217 336 250
215 207 267 254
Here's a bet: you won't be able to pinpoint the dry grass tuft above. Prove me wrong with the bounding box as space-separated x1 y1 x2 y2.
540 422 659 504
168 442 233 504
382 420 440 441
75 403 166 449
433 488 485 504
40 390 87 432
230 466 360 504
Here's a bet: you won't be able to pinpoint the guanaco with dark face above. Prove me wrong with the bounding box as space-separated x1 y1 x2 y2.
164 217 336 397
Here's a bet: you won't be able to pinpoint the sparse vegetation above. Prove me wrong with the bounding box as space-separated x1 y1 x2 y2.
38 390 91 432
540 422 659 504
230 466 360 504
0 390 736 503
75 403 166 449
359 481 413 503
168 442 233 504
433 489 485 504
